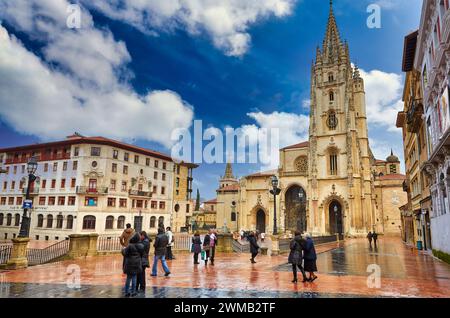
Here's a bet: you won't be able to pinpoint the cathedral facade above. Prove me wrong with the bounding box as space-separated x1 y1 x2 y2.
214 3 407 237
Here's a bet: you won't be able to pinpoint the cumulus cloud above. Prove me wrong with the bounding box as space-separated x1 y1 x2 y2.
0 0 194 148
83 0 297 56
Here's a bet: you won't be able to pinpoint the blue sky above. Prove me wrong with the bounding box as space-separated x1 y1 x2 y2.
0 0 422 200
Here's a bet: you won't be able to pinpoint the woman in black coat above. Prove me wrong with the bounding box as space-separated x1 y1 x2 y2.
192 231 202 265
122 233 144 297
202 233 211 266
288 231 308 283
136 231 151 292
303 233 318 282
248 232 260 264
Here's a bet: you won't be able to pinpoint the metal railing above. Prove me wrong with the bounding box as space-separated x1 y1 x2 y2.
76 186 108 195
128 190 152 198
173 234 191 251
0 245 12 265
26 239 70 266
97 236 122 252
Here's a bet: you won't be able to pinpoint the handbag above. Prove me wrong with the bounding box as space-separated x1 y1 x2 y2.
201 250 207 261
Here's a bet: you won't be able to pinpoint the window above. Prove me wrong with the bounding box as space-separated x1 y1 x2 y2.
121 181 127 192
330 153 338 176
88 179 97 191
113 150 119 159
8 197 14 205
136 200 143 208
2 182 6 191
0 197 5 205
151 201 157 209
6 213 12 226
82 215 96 230
68 196 76 206
119 199 127 208
159 201 165 210
47 215 53 228
21 165 25 174
11 181 15 190
53 162 58 172
61 179 66 189
153 186 157 194
112 163 117 173
390 164 397 174
91 147 101 156
19 180 24 190
150 216 156 228
73 161 78 171
58 196 65 206
161 187 165 195
231 212 237 222
327 111 337 130
117 216 125 229
162 173 166 181
138 184 143 191
110 180 116 191
74 147 80 156
123 165 128 175
63 162 68 171
158 216 164 227
154 160 159 168
0 213 3 225
51 179 56 189
124 153 129 162
48 197 56 205
37 214 44 228
186 204 190 213
105 216 114 230
146 158 150 166
328 73 334 82
16 197 22 206
85 197 98 207
13 166 17 174
66 215 74 229
71 178 76 188
329 91 334 102
176 165 180 174
56 215 63 229
107 198 116 207
163 162 167 170
176 177 180 187
154 171 158 179
39 197 46 205
134 155 139 164
14 213 20 226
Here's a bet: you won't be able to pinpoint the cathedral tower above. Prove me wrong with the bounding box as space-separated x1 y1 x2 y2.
308 0 375 236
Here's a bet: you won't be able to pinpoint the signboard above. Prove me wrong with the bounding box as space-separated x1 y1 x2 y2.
22 199 33 209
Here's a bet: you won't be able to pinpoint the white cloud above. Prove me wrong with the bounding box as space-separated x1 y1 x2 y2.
0 0 194 148
83 0 297 56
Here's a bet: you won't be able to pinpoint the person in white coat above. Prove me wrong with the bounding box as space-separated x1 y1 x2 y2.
165 227 175 260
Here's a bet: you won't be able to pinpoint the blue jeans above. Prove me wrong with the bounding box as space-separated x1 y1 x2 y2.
151 255 170 275
125 274 137 294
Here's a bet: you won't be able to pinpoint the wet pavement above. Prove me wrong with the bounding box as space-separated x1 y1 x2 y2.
1 237 449 298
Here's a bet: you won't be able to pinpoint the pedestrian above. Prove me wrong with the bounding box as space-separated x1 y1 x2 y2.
120 223 135 247
367 231 373 248
261 232 265 243
122 233 144 297
192 231 202 265
288 231 308 283
372 232 378 248
202 231 211 266
209 229 218 265
303 233 318 282
136 231 151 293
240 229 244 240
151 227 171 277
248 231 260 264
166 226 175 260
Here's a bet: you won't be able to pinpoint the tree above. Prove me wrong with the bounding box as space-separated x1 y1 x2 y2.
195 189 200 211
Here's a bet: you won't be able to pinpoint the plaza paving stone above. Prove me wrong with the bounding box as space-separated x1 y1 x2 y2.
0 237 449 298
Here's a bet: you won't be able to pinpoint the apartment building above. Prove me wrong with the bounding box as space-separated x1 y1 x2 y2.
0 134 196 241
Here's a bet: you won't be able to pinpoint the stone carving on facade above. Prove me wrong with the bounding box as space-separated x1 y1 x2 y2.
294 156 308 175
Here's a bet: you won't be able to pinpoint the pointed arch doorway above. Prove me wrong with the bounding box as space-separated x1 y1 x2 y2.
329 200 343 234
256 210 266 233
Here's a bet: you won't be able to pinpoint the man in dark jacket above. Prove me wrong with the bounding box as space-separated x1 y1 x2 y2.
136 231 152 292
367 231 373 248
122 233 144 297
248 232 260 264
151 227 171 277
288 231 308 283
372 232 378 248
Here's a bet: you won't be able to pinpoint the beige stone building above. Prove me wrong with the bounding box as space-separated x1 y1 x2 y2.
214 3 406 237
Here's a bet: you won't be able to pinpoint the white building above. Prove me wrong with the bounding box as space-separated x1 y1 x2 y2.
0 134 195 241
416 0 450 256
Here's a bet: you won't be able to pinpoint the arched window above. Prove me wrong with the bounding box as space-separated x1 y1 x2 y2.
82 215 96 230
327 110 337 130
47 215 53 228
150 216 156 228
231 212 237 222
117 216 125 229
105 216 114 230
390 164 397 174
0 213 3 226
37 214 44 228
328 73 334 82
329 151 338 176
6 213 12 226
329 91 334 102
158 216 164 228
66 215 74 229
14 213 20 227
56 215 63 229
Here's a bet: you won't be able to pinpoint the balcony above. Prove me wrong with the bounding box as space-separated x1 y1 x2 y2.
128 190 152 198
76 186 108 195
21 187 40 196
406 100 424 133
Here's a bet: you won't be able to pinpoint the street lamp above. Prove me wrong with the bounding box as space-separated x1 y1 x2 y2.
333 205 338 234
270 175 281 235
18 157 38 238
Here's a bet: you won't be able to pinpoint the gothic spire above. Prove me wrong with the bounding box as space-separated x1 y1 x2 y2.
322 0 342 62
224 162 235 179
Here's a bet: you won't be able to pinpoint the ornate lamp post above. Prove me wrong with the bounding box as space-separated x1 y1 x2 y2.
270 175 281 235
333 205 338 234
18 157 38 238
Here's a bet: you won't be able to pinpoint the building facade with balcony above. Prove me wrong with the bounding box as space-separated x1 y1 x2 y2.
414 0 450 257
0 134 196 241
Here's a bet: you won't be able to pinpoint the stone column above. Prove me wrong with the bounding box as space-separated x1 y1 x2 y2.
270 234 280 256
6 237 30 270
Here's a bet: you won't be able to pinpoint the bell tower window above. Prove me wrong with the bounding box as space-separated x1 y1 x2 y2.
327 110 338 130
330 153 338 176
328 73 334 82
329 91 334 102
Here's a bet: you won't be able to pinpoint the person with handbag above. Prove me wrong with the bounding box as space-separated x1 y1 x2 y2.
122 233 144 297
208 229 218 265
191 231 202 265
202 232 211 266
288 231 308 283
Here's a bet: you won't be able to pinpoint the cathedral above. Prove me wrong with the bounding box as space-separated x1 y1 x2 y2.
213 2 407 237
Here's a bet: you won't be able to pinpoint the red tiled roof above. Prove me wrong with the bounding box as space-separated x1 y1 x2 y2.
379 174 406 181
203 198 217 204
282 141 309 150
375 159 386 164
246 169 278 178
217 184 240 192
